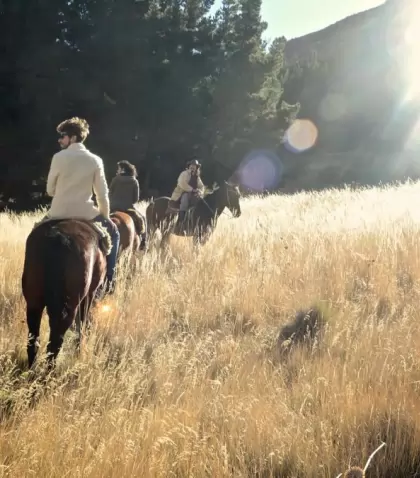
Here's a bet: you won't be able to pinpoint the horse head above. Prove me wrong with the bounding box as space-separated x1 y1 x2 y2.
210 180 241 218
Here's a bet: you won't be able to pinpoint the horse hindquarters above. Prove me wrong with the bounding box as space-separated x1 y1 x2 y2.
23 221 105 369
126 209 147 251
43 227 80 364
146 198 173 235
145 201 156 236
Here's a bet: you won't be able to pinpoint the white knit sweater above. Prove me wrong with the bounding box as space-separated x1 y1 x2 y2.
46 143 110 220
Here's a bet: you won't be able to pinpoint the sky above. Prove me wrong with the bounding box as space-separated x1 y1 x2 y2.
211 0 385 41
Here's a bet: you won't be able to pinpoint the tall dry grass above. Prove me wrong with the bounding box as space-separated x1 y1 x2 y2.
1 182 420 476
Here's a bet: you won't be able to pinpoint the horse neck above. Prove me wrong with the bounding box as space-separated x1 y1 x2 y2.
205 187 226 217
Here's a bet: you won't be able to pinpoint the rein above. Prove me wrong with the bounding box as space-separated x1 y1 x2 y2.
201 186 235 219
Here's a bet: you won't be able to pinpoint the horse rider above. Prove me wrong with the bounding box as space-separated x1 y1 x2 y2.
109 160 147 249
170 159 205 228
45 117 120 294
109 160 140 212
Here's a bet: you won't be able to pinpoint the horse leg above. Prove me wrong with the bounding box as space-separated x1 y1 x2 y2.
130 240 141 276
160 229 172 256
128 235 141 275
147 225 157 247
75 295 95 353
193 230 201 249
193 226 212 248
200 229 213 246
46 306 77 368
139 231 147 251
27 306 44 368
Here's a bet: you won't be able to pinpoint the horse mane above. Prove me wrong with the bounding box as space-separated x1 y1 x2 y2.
197 180 232 213
204 180 237 198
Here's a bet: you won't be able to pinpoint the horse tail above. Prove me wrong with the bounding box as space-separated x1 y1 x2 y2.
126 209 148 250
146 201 157 234
126 209 146 237
44 226 73 318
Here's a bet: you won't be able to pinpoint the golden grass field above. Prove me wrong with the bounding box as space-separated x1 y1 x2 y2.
1 182 420 477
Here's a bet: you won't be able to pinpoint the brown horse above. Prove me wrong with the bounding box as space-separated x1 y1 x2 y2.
145 181 241 247
110 211 139 257
110 209 147 256
126 208 147 251
22 219 111 368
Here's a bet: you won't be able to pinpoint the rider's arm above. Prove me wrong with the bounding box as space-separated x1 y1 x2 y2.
133 179 140 204
178 171 193 192
93 159 110 218
46 154 59 197
109 177 116 198
197 177 205 192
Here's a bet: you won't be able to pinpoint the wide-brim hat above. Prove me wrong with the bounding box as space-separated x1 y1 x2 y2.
187 159 202 168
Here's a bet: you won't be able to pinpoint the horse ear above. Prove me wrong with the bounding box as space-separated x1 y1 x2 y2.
225 179 238 188
226 171 240 186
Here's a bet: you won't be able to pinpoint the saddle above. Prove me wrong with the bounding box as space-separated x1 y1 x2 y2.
90 221 112 256
33 216 112 256
167 199 181 213
167 195 199 214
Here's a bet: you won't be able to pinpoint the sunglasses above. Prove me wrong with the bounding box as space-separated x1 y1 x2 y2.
58 132 69 139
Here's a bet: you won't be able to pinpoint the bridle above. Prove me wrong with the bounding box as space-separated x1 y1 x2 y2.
201 183 239 219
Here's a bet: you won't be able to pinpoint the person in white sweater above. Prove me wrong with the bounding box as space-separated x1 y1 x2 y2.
44 117 120 293
170 159 205 230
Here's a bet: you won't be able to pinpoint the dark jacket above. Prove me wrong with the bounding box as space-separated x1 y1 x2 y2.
109 175 140 211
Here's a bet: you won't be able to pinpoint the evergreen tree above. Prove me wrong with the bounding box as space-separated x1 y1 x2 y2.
0 0 301 206
200 0 298 177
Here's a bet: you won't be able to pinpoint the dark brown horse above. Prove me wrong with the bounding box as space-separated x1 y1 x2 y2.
145 181 241 247
22 219 111 368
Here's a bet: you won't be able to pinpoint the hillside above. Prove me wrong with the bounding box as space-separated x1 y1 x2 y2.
280 0 420 191
2 183 420 475
284 4 385 64
285 5 387 62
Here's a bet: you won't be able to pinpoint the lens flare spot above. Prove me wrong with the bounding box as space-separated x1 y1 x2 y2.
284 119 318 153
99 301 115 315
237 150 283 192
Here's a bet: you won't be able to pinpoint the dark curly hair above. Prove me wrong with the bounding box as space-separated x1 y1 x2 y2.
56 117 90 142
117 160 137 177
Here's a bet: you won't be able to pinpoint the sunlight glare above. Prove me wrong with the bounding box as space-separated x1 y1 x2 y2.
403 1 420 101
100 303 113 315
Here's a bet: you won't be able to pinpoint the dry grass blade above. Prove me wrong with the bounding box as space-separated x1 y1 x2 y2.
337 442 386 477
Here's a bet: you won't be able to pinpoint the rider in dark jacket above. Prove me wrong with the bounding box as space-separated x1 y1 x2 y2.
109 160 140 212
